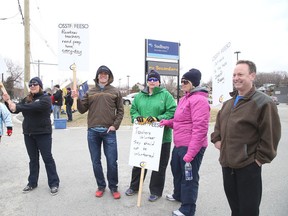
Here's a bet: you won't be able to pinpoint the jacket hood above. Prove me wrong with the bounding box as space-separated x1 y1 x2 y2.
190 86 208 94
94 65 114 85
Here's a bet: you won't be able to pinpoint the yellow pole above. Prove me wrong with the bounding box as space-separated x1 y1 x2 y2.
137 164 146 207
70 63 77 111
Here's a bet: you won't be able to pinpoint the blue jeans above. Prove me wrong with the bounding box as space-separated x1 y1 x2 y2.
87 127 119 191
53 105 61 119
24 134 60 188
171 146 206 216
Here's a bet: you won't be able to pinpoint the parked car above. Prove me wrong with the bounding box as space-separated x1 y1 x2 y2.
270 96 280 105
122 92 139 105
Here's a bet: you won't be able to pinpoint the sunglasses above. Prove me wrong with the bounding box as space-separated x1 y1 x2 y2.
29 82 39 87
148 77 159 82
181 79 190 85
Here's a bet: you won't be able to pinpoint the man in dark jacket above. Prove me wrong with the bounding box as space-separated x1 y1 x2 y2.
211 60 281 216
53 84 63 119
72 65 124 199
64 87 73 121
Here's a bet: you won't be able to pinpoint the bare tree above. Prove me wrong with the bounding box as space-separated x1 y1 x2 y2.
202 78 212 92
3 59 24 98
161 76 178 98
254 71 288 88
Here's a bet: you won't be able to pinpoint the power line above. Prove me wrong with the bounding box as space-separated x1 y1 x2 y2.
30 21 57 56
17 0 24 25
0 12 19 20
30 2 57 56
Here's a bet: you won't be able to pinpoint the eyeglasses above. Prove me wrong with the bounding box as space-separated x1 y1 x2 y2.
148 77 159 82
29 82 39 87
181 79 190 85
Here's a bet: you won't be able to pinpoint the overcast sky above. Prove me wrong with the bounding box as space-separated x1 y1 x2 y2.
1 0 288 89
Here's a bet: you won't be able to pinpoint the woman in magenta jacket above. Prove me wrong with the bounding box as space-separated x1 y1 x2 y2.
160 68 210 216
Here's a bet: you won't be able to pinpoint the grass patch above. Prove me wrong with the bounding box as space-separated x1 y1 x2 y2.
65 105 219 127
65 105 132 127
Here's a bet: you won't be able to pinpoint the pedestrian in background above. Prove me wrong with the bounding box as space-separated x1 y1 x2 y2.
3 77 60 195
125 70 176 202
72 65 124 199
211 60 281 216
160 69 210 216
0 102 13 143
64 87 73 122
52 84 63 119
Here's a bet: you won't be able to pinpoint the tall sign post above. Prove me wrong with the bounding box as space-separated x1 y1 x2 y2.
145 39 180 101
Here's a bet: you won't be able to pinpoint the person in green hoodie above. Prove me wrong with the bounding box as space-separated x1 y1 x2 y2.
125 70 176 202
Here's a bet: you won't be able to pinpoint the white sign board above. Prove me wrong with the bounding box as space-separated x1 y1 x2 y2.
129 122 164 171
58 23 89 71
211 42 234 106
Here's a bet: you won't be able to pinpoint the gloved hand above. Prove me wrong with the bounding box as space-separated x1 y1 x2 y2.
7 127 12 136
146 116 158 123
136 116 145 123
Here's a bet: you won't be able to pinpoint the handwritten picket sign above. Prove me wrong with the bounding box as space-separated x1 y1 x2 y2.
129 121 164 172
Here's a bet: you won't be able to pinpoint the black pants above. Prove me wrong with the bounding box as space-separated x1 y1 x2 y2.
66 104 72 121
24 134 60 188
129 142 171 196
222 162 262 216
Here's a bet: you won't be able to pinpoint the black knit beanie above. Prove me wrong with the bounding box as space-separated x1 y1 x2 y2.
182 68 201 87
29 77 43 89
147 70 161 83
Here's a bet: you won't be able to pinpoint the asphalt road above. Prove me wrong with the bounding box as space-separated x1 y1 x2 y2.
0 104 287 216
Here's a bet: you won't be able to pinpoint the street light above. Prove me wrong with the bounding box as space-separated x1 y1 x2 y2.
127 75 130 94
119 78 121 89
234 51 241 61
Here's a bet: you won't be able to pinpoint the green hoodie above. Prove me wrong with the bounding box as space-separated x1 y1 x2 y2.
130 86 176 143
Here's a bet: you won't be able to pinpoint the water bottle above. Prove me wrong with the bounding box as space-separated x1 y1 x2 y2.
185 162 193 181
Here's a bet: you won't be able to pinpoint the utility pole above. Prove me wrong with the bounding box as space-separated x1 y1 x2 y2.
24 0 30 95
33 60 43 77
30 60 57 79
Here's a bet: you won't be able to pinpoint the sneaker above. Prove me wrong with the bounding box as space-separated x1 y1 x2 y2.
172 209 185 216
111 190 121 199
166 194 176 201
50 186 59 196
22 185 36 193
148 194 160 202
125 188 137 196
95 188 105 197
